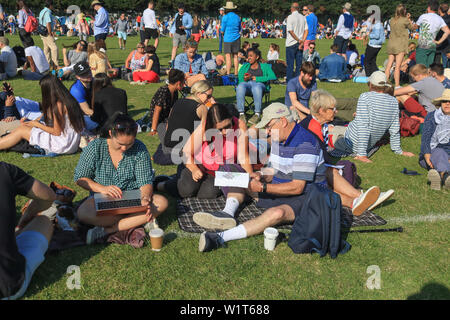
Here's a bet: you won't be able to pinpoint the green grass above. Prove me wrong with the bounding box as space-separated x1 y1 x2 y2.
2 35 449 300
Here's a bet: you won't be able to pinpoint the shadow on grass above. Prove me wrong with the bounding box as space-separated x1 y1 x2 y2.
407 282 450 300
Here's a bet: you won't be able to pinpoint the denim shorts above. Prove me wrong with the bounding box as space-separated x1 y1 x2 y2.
117 31 127 40
2 231 48 300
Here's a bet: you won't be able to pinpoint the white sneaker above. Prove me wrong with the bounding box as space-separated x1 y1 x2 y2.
368 189 395 211
86 226 106 245
428 169 441 191
352 186 380 216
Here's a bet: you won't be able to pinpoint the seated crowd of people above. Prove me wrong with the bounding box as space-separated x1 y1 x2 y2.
2 22 450 301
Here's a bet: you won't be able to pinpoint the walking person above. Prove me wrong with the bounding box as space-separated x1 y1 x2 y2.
385 4 415 88
169 4 192 66
16 1 34 48
115 13 128 50
221 2 241 76
333 2 354 61
218 7 225 53
364 15 385 77
38 0 58 70
142 1 159 49
303 4 318 51
91 0 109 41
285 2 308 82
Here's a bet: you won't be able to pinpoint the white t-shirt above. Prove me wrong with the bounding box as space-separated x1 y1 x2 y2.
417 12 447 49
142 8 157 29
25 46 50 73
267 50 279 61
336 12 354 39
286 11 308 47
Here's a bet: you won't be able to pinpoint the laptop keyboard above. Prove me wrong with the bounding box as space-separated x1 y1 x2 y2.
97 199 142 210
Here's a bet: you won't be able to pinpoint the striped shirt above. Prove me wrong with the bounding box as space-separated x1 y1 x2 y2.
269 124 326 185
74 138 154 191
344 91 402 157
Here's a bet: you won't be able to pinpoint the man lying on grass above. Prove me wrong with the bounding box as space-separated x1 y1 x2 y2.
196 103 393 253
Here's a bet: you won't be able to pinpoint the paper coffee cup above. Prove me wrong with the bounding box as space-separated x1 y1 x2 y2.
264 227 279 251
149 228 164 252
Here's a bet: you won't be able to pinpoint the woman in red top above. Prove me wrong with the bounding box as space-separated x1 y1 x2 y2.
184 104 254 231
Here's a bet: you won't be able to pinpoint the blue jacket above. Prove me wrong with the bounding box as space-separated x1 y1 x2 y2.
170 12 193 38
173 53 208 76
368 22 385 47
318 53 347 81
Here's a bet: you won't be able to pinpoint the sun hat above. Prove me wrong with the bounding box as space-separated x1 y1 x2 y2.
224 2 237 10
255 103 293 129
432 89 450 106
219 7 225 11
91 0 102 7
368 71 390 87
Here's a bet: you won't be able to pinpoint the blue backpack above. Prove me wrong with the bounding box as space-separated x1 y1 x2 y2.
288 183 351 259
343 14 354 29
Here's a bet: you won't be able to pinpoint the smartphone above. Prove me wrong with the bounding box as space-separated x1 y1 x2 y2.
3 82 13 96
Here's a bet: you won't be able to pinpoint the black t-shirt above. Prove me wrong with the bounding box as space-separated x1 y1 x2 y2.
149 54 160 75
436 14 450 51
150 85 178 125
91 86 128 131
175 14 185 36
0 162 35 299
164 98 201 148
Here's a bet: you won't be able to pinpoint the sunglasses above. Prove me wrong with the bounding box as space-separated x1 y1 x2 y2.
441 100 450 104
137 46 145 49
113 122 138 130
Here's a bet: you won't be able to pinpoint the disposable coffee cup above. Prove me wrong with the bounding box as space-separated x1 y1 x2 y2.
264 227 279 251
149 228 164 252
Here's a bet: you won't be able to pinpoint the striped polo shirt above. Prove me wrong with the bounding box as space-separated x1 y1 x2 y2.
344 91 402 157
269 124 326 185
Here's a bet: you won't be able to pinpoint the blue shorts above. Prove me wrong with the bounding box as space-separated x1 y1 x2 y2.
117 31 127 40
2 231 48 300
257 192 307 215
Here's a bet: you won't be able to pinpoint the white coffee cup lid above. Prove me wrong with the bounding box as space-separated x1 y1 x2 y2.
264 227 279 239
149 228 164 237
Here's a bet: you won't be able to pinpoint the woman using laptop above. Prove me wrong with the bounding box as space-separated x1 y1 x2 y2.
74 113 168 244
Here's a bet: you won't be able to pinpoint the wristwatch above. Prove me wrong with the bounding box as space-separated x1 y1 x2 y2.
262 182 267 193
150 128 156 133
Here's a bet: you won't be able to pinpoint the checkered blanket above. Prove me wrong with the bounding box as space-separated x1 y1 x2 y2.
177 196 386 233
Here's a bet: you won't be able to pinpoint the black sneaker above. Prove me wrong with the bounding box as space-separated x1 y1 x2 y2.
198 231 225 252
193 211 237 231
153 175 171 190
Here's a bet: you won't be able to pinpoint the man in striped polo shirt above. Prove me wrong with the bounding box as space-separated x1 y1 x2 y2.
198 103 381 252
332 71 415 163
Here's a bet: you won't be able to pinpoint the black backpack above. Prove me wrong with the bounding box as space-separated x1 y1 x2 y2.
288 183 351 259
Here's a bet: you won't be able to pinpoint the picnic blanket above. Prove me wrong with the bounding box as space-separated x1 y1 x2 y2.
176 196 387 233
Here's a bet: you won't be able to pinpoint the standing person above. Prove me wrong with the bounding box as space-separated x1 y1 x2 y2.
142 1 159 49
191 14 202 43
333 2 354 61
115 13 128 50
435 3 450 67
414 0 450 68
221 1 241 76
218 7 225 53
76 13 90 42
385 4 415 88
38 0 58 70
91 0 109 41
0 162 57 300
169 3 193 65
364 15 385 77
303 4 318 51
285 2 308 82
16 1 34 48
0 4 4 37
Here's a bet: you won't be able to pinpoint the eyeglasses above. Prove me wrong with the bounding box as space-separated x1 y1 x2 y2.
202 92 213 100
302 9 308 11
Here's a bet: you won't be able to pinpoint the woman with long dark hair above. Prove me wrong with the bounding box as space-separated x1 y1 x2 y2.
0 74 84 154
90 72 127 132
16 0 34 47
74 112 168 244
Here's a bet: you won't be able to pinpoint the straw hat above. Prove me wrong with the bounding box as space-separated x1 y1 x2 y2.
432 89 450 106
224 1 237 10
91 0 102 7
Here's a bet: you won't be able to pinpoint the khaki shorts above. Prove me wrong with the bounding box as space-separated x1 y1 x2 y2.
173 33 187 48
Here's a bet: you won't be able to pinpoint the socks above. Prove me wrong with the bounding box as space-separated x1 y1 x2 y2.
219 224 248 243
222 197 240 217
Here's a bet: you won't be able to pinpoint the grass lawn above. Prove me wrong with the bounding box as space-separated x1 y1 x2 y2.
2 34 449 300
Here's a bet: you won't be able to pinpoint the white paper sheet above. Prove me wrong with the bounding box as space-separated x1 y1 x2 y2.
214 171 250 188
